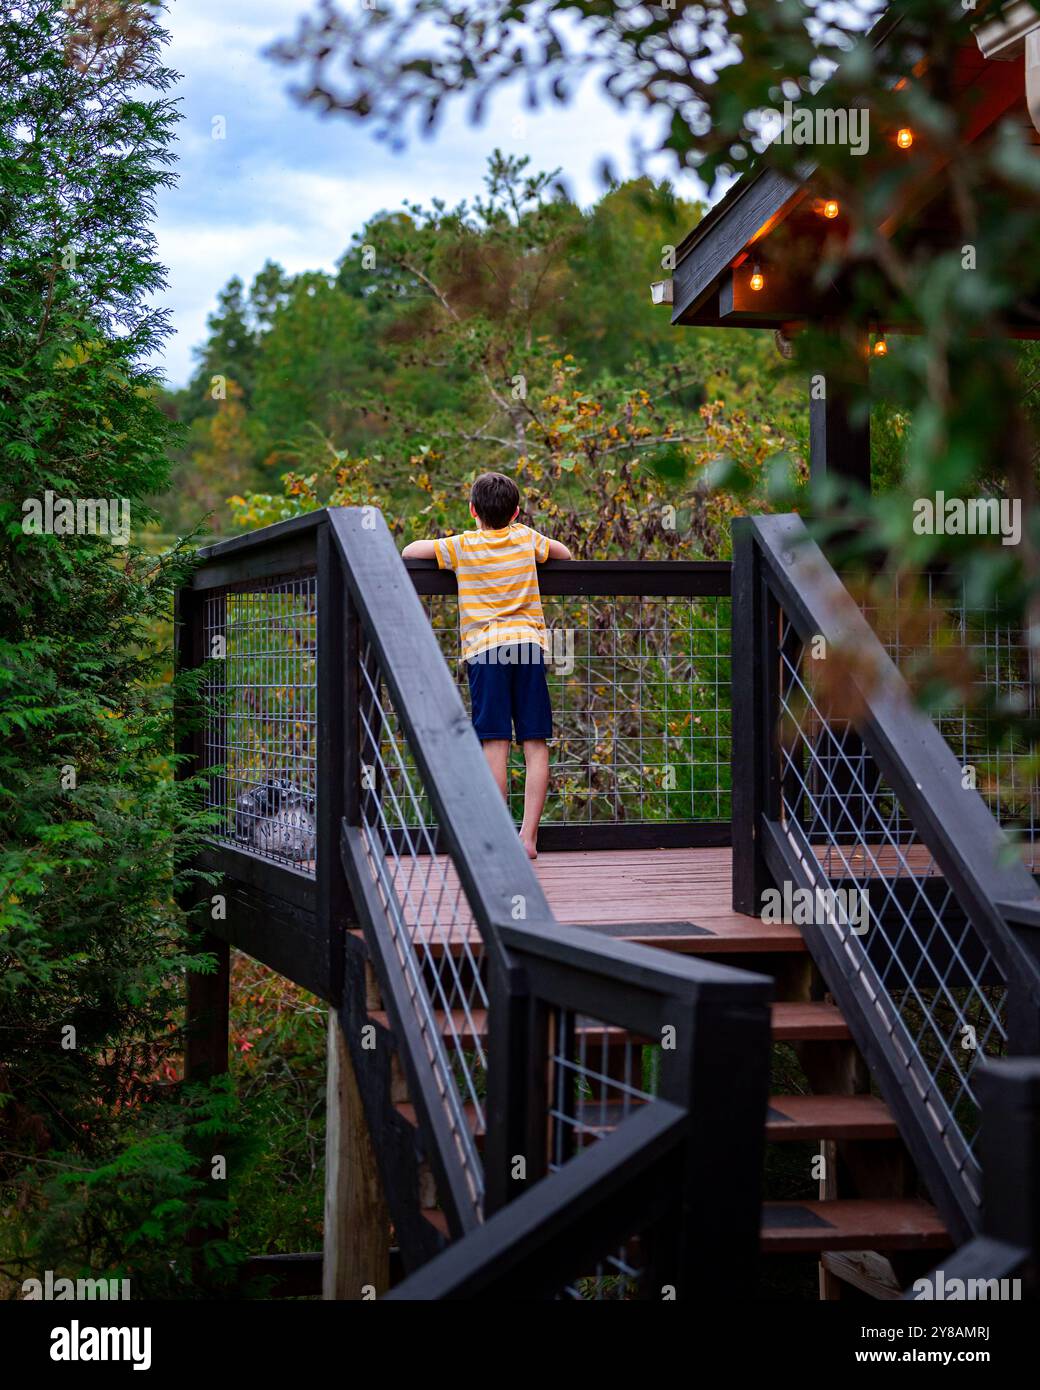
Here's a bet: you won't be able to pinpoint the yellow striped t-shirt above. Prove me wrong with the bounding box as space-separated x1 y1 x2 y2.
433 523 551 660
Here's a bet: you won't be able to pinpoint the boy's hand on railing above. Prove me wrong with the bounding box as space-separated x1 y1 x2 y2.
401 539 438 560
543 539 572 561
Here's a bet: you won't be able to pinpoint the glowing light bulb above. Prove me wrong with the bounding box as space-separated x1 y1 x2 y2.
822 199 840 220
749 265 764 292
873 335 888 356
896 127 913 149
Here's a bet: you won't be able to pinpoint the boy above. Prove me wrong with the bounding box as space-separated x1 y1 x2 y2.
403 472 571 858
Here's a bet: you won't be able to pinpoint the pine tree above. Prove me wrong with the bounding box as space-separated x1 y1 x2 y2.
0 0 246 1293
184 275 257 419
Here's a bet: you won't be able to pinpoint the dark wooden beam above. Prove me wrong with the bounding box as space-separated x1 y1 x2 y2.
184 931 230 1082
207 876 327 999
730 520 778 914
975 1059 1040 1266
316 521 353 1006
671 168 801 324
808 336 871 494
175 582 232 1085
195 509 327 563
405 557 732 598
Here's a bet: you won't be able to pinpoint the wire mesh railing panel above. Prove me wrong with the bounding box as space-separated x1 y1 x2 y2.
355 632 488 1218
203 575 318 872
421 593 732 827
419 569 1037 853
855 572 1039 870
547 1008 658 1299
777 612 1007 1207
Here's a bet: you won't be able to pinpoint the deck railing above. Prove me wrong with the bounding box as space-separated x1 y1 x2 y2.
386 922 770 1299
903 1058 1040 1301
328 507 772 1282
851 570 1039 872
178 507 773 1294
202 574 318 867
732 513 1040 1243
193 543 1038 873
179 504 1040 1293
407 558 732 850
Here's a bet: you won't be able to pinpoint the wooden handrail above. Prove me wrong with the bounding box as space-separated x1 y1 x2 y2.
734 511 1040 1244
749 512 1040 996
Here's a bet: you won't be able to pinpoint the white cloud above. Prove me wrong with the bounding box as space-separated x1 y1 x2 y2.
153 0 705 386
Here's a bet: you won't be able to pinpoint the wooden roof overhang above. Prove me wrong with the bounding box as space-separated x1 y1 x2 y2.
671 15 1040 338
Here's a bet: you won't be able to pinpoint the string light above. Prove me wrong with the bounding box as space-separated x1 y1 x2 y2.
822 198 840 219
873 333 888 356
749 263 764 292
896 127 913 149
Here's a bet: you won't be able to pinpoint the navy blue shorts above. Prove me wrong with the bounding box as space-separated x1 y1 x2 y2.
466 643 552 743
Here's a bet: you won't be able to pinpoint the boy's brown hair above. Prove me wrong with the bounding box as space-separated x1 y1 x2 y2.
471 472 520 529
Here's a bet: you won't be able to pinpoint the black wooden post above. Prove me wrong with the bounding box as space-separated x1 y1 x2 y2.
657 983 772 1299
318 514 392 1296
483 965 549 1217
174 582 231 1082
316 520 352 1007
731 519 778 913
184 935 231 1082
174 582 232 1290
978 1059 1040 1267
808 334 871 498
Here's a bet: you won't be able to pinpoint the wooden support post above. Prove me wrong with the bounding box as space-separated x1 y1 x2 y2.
663 983 773 1299
316 520 353 1008
808 335 871 498
176 582 233 1285
183 930 231 1289
977 1058 1040 1265
184 932 231 1082
176 581 232 1086
323 1011 390 1299
731 519 779 914
483 961 535 1217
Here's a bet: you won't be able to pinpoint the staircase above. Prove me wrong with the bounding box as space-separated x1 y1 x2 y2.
350 887 950 1296
181 504 1040 1301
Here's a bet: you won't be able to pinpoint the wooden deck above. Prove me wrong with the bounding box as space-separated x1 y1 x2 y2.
532 846 805 953
374 846 805 954
374 841 955 952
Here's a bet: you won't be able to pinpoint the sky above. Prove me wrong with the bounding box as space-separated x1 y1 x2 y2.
155 0 705 389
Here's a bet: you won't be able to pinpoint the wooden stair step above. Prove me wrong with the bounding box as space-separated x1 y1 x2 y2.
423 1200 948 1259
372 1000 848 1049
577 918 806 956
761 1199 948 1254
400 1092 893 1147
396 1097 652 1143
770 1000 850 1042
765 1094 898 1141
542 1094 896 1143
371 1009 646 1048
371 1009 488 1046
354 917 806 960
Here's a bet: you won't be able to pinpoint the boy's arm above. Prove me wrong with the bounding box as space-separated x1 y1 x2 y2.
530 527 572 563
401 539 438 560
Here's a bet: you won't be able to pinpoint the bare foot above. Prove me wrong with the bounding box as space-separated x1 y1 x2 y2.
520 833 538 860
